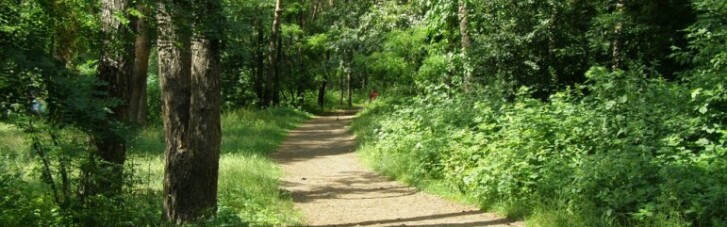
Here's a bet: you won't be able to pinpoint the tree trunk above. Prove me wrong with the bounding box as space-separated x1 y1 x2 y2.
273 33 282 106
130 2 151 126
458 0 472 90
183 28 222 224
318 79 327 107
547 2 559 90
339 69 344 105
347 71 352 108
255 19 265 106
51 1 76 67
612 0 625 71
266 0 282 107
92 0 135 196
297 85 304 107
318 52 330 108
158 0 193 221
158 0 221 223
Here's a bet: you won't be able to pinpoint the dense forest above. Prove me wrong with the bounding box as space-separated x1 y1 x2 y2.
1 0 726 226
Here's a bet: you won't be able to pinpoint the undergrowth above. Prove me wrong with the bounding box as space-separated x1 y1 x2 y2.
352 68 727 227
0 107 310 226
302 90 367 114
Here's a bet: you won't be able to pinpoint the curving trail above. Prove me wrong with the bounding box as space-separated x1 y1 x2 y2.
273 109 523 227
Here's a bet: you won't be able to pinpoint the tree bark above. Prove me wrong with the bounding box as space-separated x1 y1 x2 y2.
347 71 352 108
458 0 472 91
130 2 151 126
158 0 221 223
157 0 193 220
318 51 330 108
318 79 327 107
255 19 265 106
51 1 77 67
273 33 282 105
339 68 344 105
265 0 282 107
92 0 135 196
184 30 222 224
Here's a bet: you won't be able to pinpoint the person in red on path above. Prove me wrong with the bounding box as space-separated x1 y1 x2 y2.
368 90 379 102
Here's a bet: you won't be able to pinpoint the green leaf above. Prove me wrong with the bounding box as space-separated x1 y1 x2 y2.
619 95 628 104
696 138 710 146
699 104 709 114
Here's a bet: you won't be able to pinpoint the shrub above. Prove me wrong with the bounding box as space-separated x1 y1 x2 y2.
354 67 727 226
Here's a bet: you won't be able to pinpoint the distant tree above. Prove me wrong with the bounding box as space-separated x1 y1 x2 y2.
265 0 283 107
130 1 153 126
458 0 472 91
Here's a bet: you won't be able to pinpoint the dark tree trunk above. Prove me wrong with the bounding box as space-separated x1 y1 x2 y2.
50 1 76 67
157 0 193 221
158 0 221 223
273 33 282 106
265 0 282 107
130 2 151 126
255 19 265 106
183 29 222 224
339 69 344 105
347 71 352 108
297 85 304 107
318 79 327 107
318 51 330 108
91 0 135 196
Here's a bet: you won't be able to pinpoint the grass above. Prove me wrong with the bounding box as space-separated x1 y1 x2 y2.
0 123 30 169
129 107 310 226
1 106 310 226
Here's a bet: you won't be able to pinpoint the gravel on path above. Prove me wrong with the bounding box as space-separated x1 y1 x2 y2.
273 109 524 227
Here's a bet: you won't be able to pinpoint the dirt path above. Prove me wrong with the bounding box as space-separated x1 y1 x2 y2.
273 110 523 227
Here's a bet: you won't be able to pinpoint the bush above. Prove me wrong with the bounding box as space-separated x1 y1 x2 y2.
354 67 727 226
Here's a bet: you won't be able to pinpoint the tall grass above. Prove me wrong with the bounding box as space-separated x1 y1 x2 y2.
0 124 29 170
129 107 310 225
1 107 310 226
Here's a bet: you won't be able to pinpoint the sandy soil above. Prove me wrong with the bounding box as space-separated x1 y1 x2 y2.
273 109 523 227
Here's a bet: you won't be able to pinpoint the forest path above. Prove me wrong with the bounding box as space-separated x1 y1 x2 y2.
273 109 523 226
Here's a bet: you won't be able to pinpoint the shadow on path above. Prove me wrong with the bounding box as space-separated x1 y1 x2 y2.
274 109 523 226
311 211 513 227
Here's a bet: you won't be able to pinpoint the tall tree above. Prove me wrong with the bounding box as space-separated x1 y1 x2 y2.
265 0 282 107
255 18 266 106
347 69 352 107
130 2 152 126
157 0 222 223
186 0 222 220
92 0 135 195
458 0 472 90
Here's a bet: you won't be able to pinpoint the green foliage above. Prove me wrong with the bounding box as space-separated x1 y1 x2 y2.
1 107 309 226
354 66 727 226
129 107 310 226
0 121 163 226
